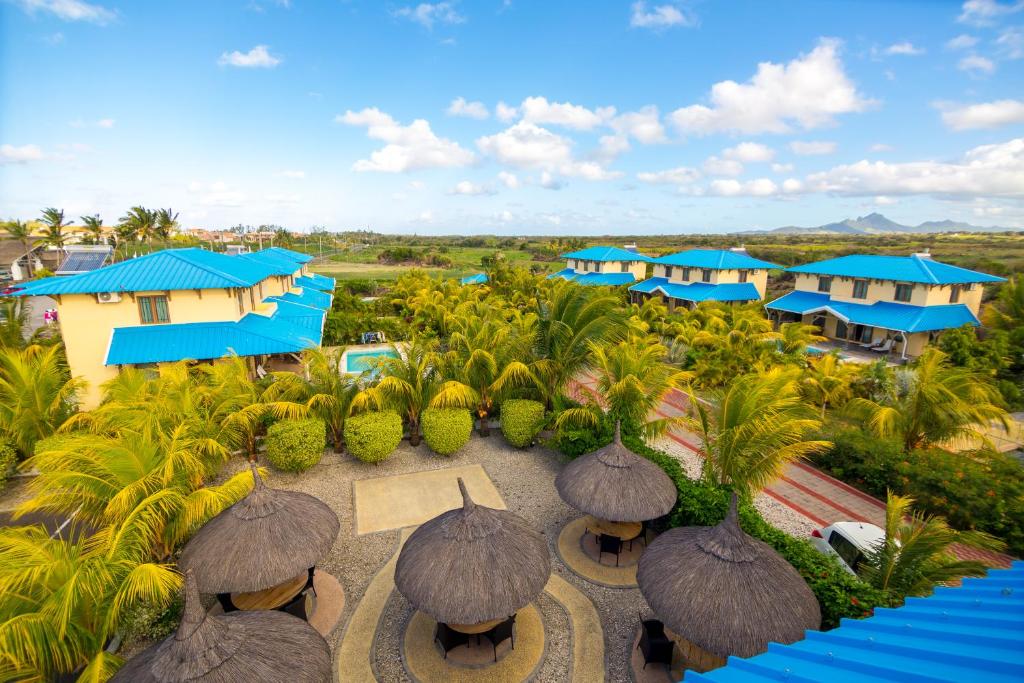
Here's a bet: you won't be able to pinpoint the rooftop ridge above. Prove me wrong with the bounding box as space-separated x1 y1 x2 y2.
162 248 253 287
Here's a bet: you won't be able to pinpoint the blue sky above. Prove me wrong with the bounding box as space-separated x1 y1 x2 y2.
1 0 1023 234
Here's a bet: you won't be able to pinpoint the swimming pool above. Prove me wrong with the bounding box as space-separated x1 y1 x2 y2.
344 348 399 373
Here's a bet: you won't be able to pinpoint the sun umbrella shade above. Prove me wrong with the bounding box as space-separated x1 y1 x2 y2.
179 464 340 594
637 495 820 660
555 423 677 522
394 478 551 625
112 571 331 683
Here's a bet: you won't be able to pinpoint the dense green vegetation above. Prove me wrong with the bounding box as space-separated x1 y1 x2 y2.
265 418 327 472
421 408 473 456
500 399 546 448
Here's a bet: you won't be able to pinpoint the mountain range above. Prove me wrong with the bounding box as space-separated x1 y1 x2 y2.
742 213 1021 235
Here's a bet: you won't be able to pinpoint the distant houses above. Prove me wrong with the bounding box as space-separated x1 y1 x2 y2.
547 245 651 286
629 248 779 311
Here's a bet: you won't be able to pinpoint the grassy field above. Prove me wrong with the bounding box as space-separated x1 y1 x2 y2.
314 244 558 281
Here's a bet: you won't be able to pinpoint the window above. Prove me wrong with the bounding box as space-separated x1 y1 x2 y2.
738 270 749 283
828 530 866 572
664 266 673 279
852 279 868 299
138 295 169 324
701 269 712 283
236 290 245 315
894 284 913 302
949 285 961 303
681 267 691 281
620 261 629 273
817 276 832 293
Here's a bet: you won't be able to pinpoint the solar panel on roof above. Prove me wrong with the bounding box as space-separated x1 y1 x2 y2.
57 251 109 274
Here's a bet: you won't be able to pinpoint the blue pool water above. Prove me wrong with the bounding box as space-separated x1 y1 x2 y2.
806 346 826 355
346 348 399 373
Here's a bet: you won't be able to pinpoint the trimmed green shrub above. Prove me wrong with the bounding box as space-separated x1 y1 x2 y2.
500 399 546 448
0 440 16 492
421 408 473 456
265 418 326 472
345 411 403 463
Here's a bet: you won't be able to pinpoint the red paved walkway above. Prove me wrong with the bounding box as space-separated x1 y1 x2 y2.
569 374 1012 568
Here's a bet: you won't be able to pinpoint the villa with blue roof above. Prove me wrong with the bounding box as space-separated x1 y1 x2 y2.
547 245 651 286
629 248 780 311
14 246 334 408
765 252 1005 359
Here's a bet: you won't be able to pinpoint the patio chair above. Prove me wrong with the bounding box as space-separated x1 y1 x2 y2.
637 617 674 670
281 588 312 621
871 339 894 354
483 616 516 662
255 364 268 379
598 534 623 566
434 623 470 659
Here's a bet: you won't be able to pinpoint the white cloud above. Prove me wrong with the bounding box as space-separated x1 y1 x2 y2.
869 143 894 152
609 106 667 144
946 34 979 50
629 2 696 29
790 140 837 155
636 166 701 185
476 121 573 168
722 141 775 162
96 118 115 128
518 96 614 130
710 178 778 197
669 39 871 135
218 45 281 68
497 171 519 189
450 181 494 196
12 0 115 24
392 2 464 29
0 143 45 164
875 195 898 205
598 134 632 159
957 0 1023 27
771 162 795 173
416 210 435 223
782 178 803 193
884 42 925 56
562 161 623 181
188 180 246 207
447 97 489 119
958 54 996 75
338 107 475 172
265 193 301 204
940 99 1024 130
280 169 306 178
539 171 564 190
997 26 1024 58
495 101 518 122
702 156 744 177
805 137 1024 198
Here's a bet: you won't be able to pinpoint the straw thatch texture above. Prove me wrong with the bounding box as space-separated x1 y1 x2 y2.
112 571 331 683
636 495 820 659
179 464 340 593
394 478 551 625
555 423 677 522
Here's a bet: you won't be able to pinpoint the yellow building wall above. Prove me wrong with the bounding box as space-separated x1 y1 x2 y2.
794 272 986 317
654 266 769 299
565 258 645 279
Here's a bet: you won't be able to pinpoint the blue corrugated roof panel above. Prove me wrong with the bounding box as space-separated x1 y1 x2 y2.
787 254 1005 285
547 268 579 281
764 290 979 333
261 246 313 264
561 245 652 262
294 273 336 292
686 561 1024 683
14 248 277 295
460 273 488 285
237 250 303 275
268 298 326 333
629 277 761 302
574 271 638 286
276 287 332 310
652 249 780 270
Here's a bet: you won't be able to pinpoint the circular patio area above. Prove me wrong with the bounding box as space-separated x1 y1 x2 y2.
556 516 641 588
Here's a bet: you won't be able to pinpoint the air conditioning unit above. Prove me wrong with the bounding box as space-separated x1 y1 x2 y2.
97 292 121 304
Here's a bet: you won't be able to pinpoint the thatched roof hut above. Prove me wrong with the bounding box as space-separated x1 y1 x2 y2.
637 495 820 667
555 423 677 522
394 478 551 625
112 571 331 683
179 464 340 594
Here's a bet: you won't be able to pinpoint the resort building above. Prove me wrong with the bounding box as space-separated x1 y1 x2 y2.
765 252 1005 359
548 245 651 286
14 246 334 409
629 248 779 310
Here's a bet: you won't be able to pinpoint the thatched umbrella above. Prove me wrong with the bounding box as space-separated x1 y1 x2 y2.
179 464 340 594
394 478 551 625
556 422 677 522
637 495 820 666
112 571 331 682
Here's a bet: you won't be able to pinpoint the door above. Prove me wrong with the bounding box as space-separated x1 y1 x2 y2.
834 319 848 340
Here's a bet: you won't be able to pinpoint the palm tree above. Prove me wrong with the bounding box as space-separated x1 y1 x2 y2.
0 344 84 457
0 297 27 350
983 274 1024 332
845 347 1010 452
4 219 35 278
369 340 442 446
119 206 156 249
689 368 831 496
801 351 858 417
39 207 69 254
555 335 693 439
777 320 826 358
858 491 1005 600
80 214 104 245
155 208 179 246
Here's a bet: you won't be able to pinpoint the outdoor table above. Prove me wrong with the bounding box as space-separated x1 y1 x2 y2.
230 572 307 611
586 515 642 541
447 616 505 635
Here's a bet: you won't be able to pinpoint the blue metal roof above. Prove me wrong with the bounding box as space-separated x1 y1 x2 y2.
765 290 980 333
787 254 1005 285
105 309 322 365
547 268 577 280
629 277 761 302
261 246 313 264
653 249 780 271
294 273 336 292
561 245 652 262
269 298 327 333
236 250 303 275
14 248 277 295
275 287 332 310
546 268 638 286
460 273 489 285
686 561 1024 683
